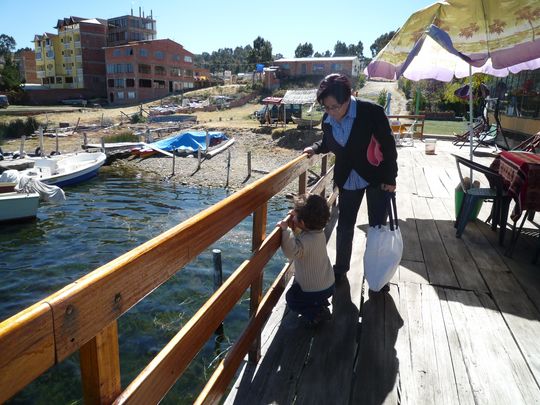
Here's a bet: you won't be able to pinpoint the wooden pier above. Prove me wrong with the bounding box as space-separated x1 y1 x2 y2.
225 141 540 404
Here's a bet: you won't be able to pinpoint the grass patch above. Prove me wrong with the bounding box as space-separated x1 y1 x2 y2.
423 120 468 135
106 131 138 143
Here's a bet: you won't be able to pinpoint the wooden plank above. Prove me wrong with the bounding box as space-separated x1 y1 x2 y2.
412 196 459 287
350 282 402 404
398 165 417 195
398 192 424 263
398 260 429 284
80 321 121 405
0 303 55 403
412 167 431 198
444 289 532 404
430 197 488 292
425 167 450 198
402 283 437 404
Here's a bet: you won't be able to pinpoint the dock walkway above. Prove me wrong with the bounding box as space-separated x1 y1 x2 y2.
225 140 540 404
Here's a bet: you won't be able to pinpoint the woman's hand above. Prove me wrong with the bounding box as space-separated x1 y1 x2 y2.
381 183 396 192
303 147 315 157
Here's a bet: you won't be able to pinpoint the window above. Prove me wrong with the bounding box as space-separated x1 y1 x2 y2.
172 54 180 61
56 77 63 84
139 48 148 57
116 64 123 73
46 50 54 58
153 80 165 88
139 79 152 87
65 77 73 84
126 63 133 73
108 79 114 87
331 63 343 71
312 64 324 73
184 55 193 63
112 49 122 57
128 91 136 99
106 64 114 74
155 51 164 60
126 78 135 87
138 64 151 74
117 91 125 100
125 48 133 56
115 78 125 88
154 65 166 75
36 52 42 60
170 67 181 76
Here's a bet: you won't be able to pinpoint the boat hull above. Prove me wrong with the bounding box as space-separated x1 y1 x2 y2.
0 192 40 223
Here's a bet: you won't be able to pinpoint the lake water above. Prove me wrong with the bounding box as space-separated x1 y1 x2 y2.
1 168 290 404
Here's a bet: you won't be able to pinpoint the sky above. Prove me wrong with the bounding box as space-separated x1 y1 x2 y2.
2 0 437 59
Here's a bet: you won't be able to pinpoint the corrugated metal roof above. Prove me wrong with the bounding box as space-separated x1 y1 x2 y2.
282 89 317 105
275 56 358 63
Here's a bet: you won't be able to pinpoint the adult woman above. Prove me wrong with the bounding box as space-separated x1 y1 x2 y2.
303 73 398 281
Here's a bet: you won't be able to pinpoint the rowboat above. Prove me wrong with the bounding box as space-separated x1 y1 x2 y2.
0 184 39 223
23 152 106 187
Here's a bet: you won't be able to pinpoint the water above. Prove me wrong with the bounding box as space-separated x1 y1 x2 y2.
1 168 290 404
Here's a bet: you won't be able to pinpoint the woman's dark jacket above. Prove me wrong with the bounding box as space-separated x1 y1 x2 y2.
310 99 398 187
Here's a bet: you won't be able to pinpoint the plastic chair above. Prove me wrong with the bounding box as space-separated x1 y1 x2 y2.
453 154 511 245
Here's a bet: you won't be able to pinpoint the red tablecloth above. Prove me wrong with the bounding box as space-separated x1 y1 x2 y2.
495 151 540 221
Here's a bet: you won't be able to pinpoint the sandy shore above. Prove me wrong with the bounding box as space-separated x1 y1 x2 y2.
109 126 323 193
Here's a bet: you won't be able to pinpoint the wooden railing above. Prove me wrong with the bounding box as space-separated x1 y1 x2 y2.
0 153 336 404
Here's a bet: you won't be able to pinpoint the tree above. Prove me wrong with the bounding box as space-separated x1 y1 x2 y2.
0 34 16 60
370 31 396 57
323 50 332 57
0 58 22 91
333 41 348 57
247 36 273 69
294 42 313 58
347 41 364 58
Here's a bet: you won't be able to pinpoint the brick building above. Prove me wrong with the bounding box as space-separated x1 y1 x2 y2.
104 39 194 105
14 50 38 84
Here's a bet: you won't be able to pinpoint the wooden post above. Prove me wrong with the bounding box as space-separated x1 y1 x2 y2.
225 149 231 188
100 137 105 154
247 151 252 179
171 152 176 176
249 202 267 363
320 155 328 198
197 148 202 170
19 135 25 158
55 129 59 154
38 126 44 157
299 171 307 196
83 132 88 148
80 321 122 405
212 249 224 335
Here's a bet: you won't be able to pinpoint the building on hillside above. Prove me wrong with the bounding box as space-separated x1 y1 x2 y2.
273 56 361 79
107 9 156 46
33 16 108 98
14 50 38 84
104 39 194 105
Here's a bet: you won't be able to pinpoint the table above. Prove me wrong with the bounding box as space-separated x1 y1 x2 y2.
496 151 540 221
492 151 540 258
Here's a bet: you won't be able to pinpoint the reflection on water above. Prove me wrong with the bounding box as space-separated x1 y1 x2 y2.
1 168 290 404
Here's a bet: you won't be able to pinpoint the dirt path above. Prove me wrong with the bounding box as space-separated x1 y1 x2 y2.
358 80 409 115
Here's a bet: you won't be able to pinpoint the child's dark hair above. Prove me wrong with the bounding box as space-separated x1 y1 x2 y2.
294 194 330 230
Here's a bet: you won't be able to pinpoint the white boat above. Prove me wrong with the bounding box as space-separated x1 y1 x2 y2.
23 152 106 187
0 188 39 223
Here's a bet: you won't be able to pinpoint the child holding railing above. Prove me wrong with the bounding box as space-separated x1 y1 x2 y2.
278 194 335 327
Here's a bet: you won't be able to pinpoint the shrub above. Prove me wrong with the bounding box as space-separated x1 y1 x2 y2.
0 117 40 143
377 89 388 107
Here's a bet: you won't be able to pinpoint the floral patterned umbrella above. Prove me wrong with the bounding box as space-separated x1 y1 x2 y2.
365 0 540 160
366 0 540 81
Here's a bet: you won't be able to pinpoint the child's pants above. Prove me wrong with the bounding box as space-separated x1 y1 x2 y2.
286 283 335 321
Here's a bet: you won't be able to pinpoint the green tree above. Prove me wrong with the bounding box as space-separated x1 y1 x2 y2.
0 58 22 91
247 36 273 69
333 41 348 56
294 42 313 58
347 41 364 58
370 31 396 57
0 34 16 60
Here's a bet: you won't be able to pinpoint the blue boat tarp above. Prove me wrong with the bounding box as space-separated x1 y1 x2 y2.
150 131 228 153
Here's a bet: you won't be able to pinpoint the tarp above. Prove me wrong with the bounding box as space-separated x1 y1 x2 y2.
282 89 318 105
262 97 282 105
151 131 228 153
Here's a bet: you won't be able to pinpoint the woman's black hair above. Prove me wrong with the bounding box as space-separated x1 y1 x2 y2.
316 73 352 105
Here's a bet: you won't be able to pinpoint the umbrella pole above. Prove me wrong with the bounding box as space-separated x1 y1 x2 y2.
468 65 474 180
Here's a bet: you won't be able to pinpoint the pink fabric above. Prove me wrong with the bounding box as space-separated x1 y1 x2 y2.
367 135 384 167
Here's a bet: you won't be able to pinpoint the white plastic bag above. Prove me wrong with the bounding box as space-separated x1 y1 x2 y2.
364 194 403 292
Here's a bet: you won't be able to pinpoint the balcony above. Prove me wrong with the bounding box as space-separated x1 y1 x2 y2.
63 56 72 63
